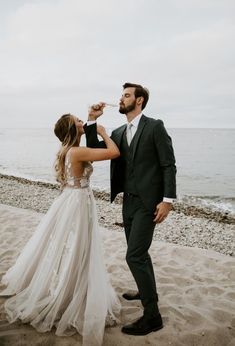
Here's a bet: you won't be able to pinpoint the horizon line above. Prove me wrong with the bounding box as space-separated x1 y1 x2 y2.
1 126 235 130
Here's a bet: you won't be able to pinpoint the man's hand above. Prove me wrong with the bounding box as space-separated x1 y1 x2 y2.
88 102 106 121
153 202 172 223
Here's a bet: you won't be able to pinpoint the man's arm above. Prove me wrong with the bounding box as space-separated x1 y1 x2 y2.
84 103 107 148
153 120 177 198
84 122 106 148
153 120 177 223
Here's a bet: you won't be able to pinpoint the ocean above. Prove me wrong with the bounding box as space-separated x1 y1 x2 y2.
0 127 235 214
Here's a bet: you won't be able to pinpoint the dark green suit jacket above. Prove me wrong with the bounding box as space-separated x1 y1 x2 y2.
84 115 176 212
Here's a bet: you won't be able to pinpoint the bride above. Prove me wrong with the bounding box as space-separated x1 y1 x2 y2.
0 111 121 345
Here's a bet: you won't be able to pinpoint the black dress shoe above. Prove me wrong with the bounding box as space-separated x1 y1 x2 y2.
121 313 163 336
122 292 141 300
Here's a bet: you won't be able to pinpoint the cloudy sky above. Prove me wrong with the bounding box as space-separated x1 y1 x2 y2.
0 0 234 129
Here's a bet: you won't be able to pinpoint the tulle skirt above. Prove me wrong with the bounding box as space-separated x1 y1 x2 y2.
0 186 121 345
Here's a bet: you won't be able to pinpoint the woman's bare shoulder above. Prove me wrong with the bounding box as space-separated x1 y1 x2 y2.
69 146 91 161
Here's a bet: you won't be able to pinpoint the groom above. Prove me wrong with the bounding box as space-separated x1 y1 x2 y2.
84 82 176 335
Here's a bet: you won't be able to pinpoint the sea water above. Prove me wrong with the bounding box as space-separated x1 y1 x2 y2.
0 127 234 214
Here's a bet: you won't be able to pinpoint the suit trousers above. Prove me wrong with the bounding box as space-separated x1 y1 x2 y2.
122 193 159 318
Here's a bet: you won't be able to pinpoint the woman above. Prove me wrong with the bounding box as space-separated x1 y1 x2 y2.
0 113 121 345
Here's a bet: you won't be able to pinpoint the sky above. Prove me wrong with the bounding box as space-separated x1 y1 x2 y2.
0 0 234 129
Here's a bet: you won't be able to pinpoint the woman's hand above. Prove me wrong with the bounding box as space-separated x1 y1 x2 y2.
97 125 107 137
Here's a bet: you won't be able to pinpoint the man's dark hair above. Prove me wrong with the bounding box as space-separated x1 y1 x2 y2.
123 82 149 110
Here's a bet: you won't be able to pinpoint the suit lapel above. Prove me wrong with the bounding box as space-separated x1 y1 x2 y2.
132 115 147 158
113 124 126 147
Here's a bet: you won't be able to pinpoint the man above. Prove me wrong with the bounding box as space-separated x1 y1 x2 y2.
84 82 176 336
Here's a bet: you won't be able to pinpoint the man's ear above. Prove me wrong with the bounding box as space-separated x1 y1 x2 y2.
137 96 144 106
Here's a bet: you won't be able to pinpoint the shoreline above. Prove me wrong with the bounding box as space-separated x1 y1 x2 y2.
1 173 234 224
0 173 235 257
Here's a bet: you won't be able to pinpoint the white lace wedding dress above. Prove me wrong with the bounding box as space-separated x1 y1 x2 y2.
0 150 121 345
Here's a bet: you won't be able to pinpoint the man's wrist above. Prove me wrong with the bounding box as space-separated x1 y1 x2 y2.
88 116 97 121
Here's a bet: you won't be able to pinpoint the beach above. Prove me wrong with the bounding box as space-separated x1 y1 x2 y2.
0 174 235 345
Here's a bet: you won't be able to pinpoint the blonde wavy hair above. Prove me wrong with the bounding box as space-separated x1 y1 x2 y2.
54 114 79 185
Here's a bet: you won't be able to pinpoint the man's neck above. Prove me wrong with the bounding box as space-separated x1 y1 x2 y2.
126 109 142 123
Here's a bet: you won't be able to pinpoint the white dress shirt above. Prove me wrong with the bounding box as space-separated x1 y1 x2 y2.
126 112 142 138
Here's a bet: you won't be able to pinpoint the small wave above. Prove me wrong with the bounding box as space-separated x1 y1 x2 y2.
192 195 235 202
178 195 235 215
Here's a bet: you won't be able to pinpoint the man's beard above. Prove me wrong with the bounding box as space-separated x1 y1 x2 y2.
119 99 136 114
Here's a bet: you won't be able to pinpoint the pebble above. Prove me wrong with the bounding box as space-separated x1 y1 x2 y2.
0 174 234 257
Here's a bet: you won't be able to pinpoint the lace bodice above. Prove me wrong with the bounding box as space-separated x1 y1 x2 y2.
64 151 93 188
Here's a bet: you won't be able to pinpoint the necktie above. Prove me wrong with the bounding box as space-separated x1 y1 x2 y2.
126 123 133 145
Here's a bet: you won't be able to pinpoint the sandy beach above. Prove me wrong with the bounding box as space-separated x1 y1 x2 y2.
0 175 235 345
